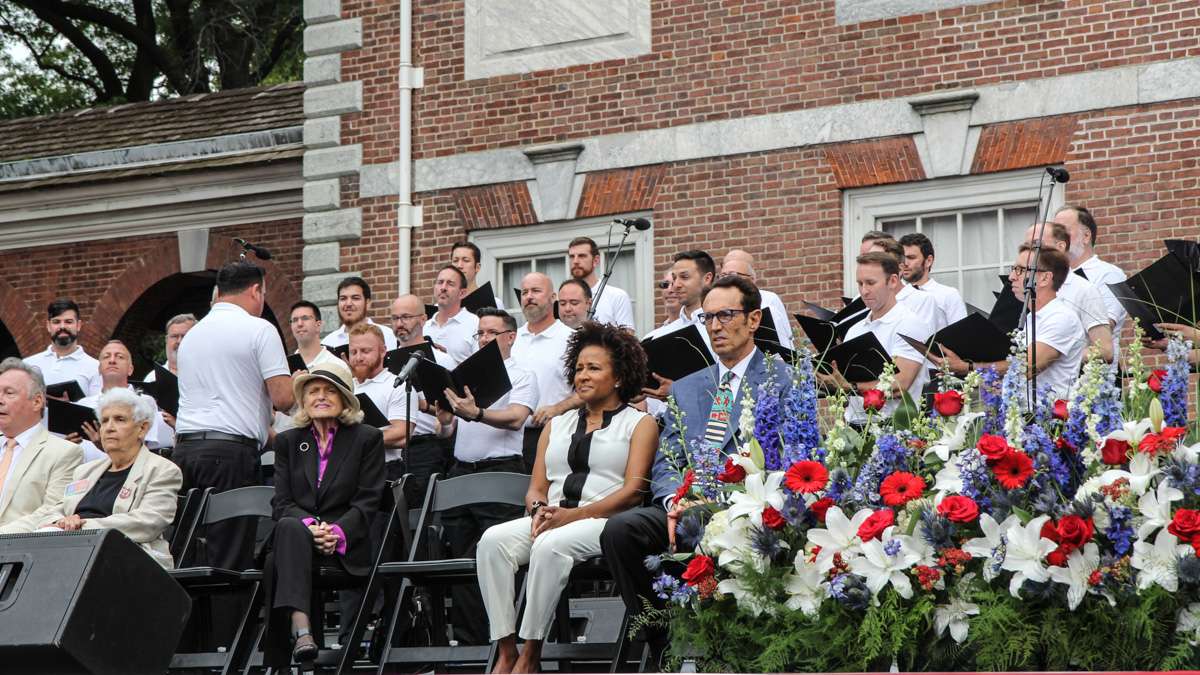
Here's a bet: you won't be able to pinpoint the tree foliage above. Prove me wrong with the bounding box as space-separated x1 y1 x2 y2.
0 0 302 119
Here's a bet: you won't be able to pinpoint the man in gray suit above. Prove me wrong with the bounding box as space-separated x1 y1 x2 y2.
600 275 792 660
0 358 84 529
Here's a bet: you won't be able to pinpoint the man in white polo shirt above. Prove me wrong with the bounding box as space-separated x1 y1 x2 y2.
568 236 635 331
1025 222 1114 362
174 261 294 570
424 265 480 366
24 299 101 398
865 237 941 330
1056 204 1127 337
321 276 398 352
898 232 969 330
450 240 504 309
349 323 414 478
70 340 173 462
433 307 537 645
818 251 932 425
289 300 342 370
512 272 577 471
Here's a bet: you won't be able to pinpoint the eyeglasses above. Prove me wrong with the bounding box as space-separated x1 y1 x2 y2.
473 329 515 339
657 280 670 290
391 313 424 322
697 309 750 325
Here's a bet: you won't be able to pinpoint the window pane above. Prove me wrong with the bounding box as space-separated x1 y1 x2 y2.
599 248 638 319
535 255 567 288
961 209 998 267
961 268 1003 315
1002 205 1038 256
501 259 532 308
882 219 916 239
922 214 958 269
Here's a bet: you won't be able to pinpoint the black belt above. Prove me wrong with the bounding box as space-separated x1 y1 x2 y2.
176 431 259 449
454 455 521 471
409 433 440 444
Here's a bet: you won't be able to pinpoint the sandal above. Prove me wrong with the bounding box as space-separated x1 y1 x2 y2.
292 627 318 663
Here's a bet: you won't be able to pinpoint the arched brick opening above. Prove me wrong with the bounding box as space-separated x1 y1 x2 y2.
206 241 302 352
83 246 182 354
0 277 45 357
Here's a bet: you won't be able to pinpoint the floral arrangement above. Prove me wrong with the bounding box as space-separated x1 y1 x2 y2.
645 325 1200 671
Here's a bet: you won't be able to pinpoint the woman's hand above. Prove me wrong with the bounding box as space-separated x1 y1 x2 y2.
309 522 338 555
444 386 481 420
54 514 86 531
531 505 577 539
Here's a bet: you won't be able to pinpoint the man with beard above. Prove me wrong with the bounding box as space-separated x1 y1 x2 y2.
1055 205 1127 335
390 294 456 508
24 299 101 398
897 233 968 329
512 273 577 470
567 236 635 331
321 276 398 351
641 250 717 404
349 323 415 471
555 279 592 330
450 241 504 309
424 265 480 366
69 340 174 462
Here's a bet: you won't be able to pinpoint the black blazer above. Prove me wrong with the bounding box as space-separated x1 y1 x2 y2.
271 422 385 576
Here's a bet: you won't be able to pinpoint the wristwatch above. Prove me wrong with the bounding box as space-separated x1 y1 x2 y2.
473 407 485 422
529 500 547 518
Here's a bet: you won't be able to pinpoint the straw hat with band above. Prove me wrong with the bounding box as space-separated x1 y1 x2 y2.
292 359 361 419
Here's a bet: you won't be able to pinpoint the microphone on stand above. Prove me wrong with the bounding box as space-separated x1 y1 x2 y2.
613 217 652 231
1045 167 1070 183
235 238 274 260
393 355 421 388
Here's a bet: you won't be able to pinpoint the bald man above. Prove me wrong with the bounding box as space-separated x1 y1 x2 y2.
721 250 794 350
1024 222 1114 363
390 294 457 510
70 340 174 462
511 273 577 471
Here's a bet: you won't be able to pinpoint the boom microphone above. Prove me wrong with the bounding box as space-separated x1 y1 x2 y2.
234 238 273 260
613 217 652 231
1045 167 1070 183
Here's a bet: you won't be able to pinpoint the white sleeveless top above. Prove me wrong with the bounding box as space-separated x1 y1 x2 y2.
544 406 647 508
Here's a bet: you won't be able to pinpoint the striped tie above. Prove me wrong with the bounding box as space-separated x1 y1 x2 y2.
704 371 735 448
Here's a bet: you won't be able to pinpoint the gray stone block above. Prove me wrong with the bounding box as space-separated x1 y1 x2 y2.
303 242 341 275
304 144 361 180
303 273 347 306
304 81 362 118
304 18 362 57
304 53 341 86
303 208 362 243
304 117 341 149
303 178 341 211
304 0 341 24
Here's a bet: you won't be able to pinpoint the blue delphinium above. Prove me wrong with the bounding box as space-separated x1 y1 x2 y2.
1162 337 1191 427
651 573 696 606
1024 423 1071 491
781 351 823 463
829 573 870 610
689 438 724 500
1104 505 1134 556
1093 371 1123 438
955 448 991 509
979 366 1005 434
1063 391 1090 453
826 468 852 504
753 383 784 470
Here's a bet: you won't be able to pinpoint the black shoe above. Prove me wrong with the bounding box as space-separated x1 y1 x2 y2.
293 629 318 664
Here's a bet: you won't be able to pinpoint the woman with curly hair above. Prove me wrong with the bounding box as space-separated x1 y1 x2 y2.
476 321 659 673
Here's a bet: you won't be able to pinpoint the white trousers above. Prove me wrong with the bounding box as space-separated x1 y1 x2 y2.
476 515 607 641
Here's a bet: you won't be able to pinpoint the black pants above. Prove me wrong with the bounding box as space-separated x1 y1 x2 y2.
521 427 542 473
337 459 406 645
403 434 453 512
441 456 526 645
263 517 351 667
600 505 670 642
173 437 260 570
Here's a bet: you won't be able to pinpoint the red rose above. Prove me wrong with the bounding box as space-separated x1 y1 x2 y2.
1053 399 1069 421
1055 515 1095 552
810 497 835 522
762 506 786 530
1148 368 1167 394
1100 438 1129 465
862 388 887 411
857 509 895 541
716 457 747 484
674 469 695 504
1168 509 1200 542
785 460 829 494
933 390 964 417
681 554 715 587
976 434 1012 462
936 495 980 523
1046 546 1069 567
992 451 1034 489
879 471 927 507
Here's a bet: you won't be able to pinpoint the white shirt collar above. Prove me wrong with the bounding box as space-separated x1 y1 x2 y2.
0 423 42 452
717 347 758 386
354 368 392 387
518 319 569 339
211 301 249 316
679 306 703 324
865 301 907 325
38 344 87 360
431 307 470 326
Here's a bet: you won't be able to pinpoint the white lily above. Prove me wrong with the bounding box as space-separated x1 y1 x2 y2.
962 513 1019 582
1047 542 1100 610
932 456 963 496
1100 452 1158 496
1136 480 1184 540
1176 603 1200 646
849 526 922 600
806 506 872 571
1174 442 1200 465
705 512 755 570
1132 529 1190 593
784 557 828 617
925 412 984 462
716 576 770 617
934 597 980 644
1104 418 1153 449
1000 515 1057 598
726 470 785 526
732 451 762 476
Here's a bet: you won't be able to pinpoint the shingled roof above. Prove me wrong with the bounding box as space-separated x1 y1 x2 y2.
0 82 305 164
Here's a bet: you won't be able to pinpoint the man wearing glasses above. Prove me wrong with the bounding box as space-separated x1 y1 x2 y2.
432 307 538 645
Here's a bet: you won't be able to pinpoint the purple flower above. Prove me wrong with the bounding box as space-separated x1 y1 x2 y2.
1162 337 1190 427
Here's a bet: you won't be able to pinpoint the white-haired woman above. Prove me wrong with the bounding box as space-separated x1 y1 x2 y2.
262 360 384 668
23 387 181 568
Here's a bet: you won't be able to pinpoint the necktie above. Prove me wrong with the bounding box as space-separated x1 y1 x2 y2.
0 437 17 493
704 371 735 448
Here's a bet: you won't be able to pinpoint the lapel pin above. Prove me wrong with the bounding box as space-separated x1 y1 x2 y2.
118 486 133 500
299 441 311 453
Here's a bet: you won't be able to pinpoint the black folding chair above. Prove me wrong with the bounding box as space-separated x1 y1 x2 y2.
167 487 203 564
169 485 275 674
371 471 530 675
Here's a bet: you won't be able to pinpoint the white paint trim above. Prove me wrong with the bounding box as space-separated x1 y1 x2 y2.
391 56 1200 194
841 167 1065 295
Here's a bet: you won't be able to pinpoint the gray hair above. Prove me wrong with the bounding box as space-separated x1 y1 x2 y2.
0 357 45 399
97 387 157 425
165 313 197 330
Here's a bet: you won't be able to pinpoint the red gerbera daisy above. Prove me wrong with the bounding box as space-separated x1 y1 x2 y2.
992 451 1034 489
879 471 927 507
785 460 829 494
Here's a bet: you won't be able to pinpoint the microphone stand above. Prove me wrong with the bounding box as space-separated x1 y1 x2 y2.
1016 171 1065 410
587 220 639 322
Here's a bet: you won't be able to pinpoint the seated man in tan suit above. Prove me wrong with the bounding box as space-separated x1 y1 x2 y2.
0 357 84 528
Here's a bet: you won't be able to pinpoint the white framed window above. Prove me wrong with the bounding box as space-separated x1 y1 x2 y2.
470 213 655 334
843 167 1066 313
